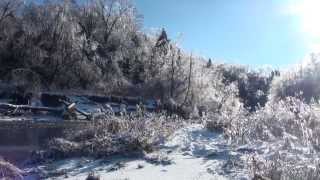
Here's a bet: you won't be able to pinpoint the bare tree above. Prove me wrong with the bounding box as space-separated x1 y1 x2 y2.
0 0 21 25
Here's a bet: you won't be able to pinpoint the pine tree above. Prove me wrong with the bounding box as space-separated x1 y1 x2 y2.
207 58 212 68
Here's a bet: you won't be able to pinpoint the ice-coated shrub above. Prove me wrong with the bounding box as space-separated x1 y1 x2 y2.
250 152 320 180
43 113 183 159
223 96 320 147
270 53 320 103
205 90 320 150
214 64 274 111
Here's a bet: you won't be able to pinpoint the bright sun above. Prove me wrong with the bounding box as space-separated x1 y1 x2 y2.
288 0 320 38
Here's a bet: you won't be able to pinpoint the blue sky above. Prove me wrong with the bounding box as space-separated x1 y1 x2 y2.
133 0 320 68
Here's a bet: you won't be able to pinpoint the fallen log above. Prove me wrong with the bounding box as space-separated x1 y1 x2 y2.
0 103 63 114
0 102 91 120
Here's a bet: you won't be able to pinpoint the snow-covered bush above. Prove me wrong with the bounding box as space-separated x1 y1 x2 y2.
270 53 320 103
203 73 249 143
43 113 183 160
212 96 320 180
251 152 320 180
222 96 320 147
217 64 274 111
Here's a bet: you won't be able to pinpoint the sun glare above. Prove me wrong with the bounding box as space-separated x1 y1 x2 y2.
288 0 320 38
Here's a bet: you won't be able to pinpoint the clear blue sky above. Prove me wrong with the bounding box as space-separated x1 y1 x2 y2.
133 0 319 68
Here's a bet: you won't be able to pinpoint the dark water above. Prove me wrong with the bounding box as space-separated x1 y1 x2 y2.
0 146 36 165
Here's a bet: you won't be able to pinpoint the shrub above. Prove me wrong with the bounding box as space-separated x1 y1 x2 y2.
270 54 320 103
210 96 320 180
250 153 320 180
41 113 183 160
216 96 320 147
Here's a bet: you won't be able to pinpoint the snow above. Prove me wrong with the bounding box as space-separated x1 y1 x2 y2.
38 124 254 180
15 121 320 179
46 155 225 180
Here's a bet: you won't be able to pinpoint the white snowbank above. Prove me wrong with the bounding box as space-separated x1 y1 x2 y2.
39 124 253 180
40 123 320 179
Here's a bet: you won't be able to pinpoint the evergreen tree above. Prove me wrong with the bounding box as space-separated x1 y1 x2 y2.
207 58 212 68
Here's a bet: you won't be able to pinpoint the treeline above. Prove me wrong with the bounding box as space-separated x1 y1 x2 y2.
0 0 197 105
2 0 317 114
0 0 145 90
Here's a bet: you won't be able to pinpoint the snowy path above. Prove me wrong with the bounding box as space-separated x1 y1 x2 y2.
40 124 253 180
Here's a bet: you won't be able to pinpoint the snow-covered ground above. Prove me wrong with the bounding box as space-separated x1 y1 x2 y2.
32 122 320 180
36 124 254 180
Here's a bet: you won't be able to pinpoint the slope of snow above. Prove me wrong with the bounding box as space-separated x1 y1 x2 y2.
38 124 255 180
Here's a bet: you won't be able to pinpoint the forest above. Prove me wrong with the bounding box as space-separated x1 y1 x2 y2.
1 0 320 179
